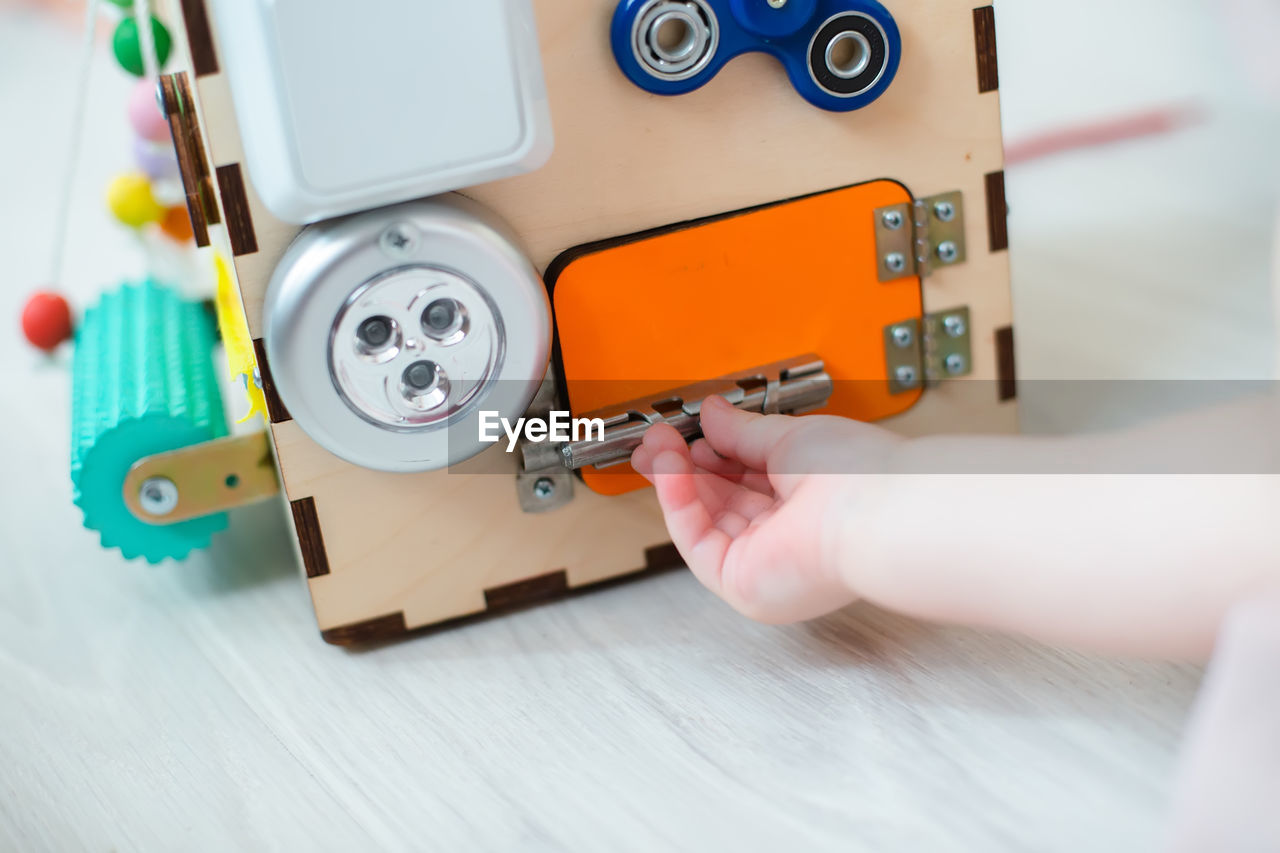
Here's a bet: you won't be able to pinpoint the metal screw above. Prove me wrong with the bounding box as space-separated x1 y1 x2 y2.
944 353 967 375
379 224 418 257
139 477 179 517
894 365 918 387
933 200 956 222
936 241 959 264
532 477 556 500
885 252 906 274
881 209 904 231
891 325 914 348
942 314 966 338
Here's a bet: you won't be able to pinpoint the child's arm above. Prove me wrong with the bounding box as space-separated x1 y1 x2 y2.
630 393 1280 660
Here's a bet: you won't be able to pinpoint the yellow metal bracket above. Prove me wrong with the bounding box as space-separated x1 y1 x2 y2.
123 432 279 526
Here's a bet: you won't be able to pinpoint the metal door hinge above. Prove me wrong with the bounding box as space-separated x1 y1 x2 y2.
884 306 972 394
124 431 279 525
874 190 967 281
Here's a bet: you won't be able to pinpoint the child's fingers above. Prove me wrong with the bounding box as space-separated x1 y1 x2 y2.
631 443 653 478
650 449 731 589
689 437 738 471
691 465 775 521
689 439 775 495
700 395 808 497
642 421 691 457
634 422 692 482
700 395 796 466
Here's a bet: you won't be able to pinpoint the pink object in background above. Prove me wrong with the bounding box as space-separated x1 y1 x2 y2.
126 77 168 142
1004 104 1204 166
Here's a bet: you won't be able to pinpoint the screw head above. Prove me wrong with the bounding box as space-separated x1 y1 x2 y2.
532 477 556 500
933 200 956 222
894 365 918 387
138 477 179 516
944 353 967 375
767 0 787 7
942 314 967 338
885 252 906 274
379 223 418 257
936 241 959 264
881 209 904 231
891 325 914 348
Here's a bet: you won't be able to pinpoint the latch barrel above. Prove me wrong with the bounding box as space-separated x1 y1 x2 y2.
523 357 833 473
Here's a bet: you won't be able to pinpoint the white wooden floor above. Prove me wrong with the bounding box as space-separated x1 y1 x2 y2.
1 2 1276 850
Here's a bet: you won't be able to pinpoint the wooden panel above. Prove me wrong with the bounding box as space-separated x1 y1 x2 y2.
170 0 1016 636
160 73 217 248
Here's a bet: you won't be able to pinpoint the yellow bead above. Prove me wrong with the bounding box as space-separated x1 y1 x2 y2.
106 173 164 228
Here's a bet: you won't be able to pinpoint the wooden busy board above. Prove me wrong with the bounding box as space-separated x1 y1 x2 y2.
166 0 1016 643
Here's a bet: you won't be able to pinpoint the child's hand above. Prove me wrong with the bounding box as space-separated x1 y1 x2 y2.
630 395 902 623
633 391 1280 657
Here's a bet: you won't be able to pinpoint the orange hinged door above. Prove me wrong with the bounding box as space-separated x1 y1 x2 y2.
549 179 923 495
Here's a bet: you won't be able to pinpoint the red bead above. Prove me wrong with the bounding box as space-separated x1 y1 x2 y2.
22 291 74 352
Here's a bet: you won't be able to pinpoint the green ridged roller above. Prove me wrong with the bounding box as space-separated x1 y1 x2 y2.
71 281 228 563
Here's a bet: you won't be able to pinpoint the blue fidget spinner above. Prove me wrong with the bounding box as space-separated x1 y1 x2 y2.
611 0 902 112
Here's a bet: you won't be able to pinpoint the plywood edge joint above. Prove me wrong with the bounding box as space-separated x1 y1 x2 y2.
179 0 220 77
289 496 331 578
995 325 1017 402
984 170 1009 253
251 338 292 424
321 612 408 646
973 7 999 94
215 163 260 256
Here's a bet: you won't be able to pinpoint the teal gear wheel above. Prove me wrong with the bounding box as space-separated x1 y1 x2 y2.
71 281 229 563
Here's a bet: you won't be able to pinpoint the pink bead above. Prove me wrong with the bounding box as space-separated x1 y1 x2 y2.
128 79 170 143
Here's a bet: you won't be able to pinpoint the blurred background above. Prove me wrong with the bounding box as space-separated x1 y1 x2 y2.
1 0 1278 849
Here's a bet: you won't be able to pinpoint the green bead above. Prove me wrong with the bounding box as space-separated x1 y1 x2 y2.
112 15 172 77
